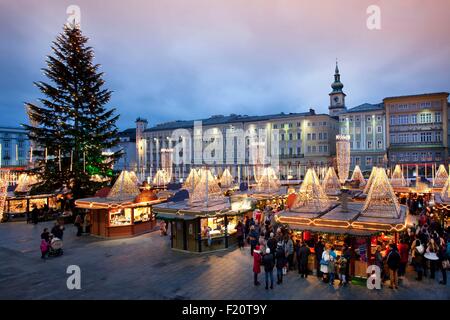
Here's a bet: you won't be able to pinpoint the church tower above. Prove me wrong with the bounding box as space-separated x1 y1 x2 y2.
328 61 347 116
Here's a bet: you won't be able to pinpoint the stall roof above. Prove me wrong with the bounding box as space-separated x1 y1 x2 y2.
286 224 376 237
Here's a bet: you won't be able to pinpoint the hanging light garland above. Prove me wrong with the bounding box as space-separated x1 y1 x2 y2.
336 134 350 184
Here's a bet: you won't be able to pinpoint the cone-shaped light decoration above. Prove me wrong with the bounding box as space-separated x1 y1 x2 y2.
390 164 407 187
434 164 448 188
153 169 171 187
364 166 378 194
107 170 141 200
362 168 401 219
219 168 234 188
183 168 200 190
351 165 366 187
440 175 450 202
322 167 341 196
14 173 39 193
291 168 331 212
190 168 224 203
255 167 280 193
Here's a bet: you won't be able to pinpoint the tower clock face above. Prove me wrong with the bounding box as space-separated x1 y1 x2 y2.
334 96 339 103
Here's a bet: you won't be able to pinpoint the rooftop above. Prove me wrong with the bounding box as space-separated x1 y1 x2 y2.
344 103 384 114
144 109 331 132
383 92 449 101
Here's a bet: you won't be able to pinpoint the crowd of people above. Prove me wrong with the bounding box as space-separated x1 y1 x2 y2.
242 204 449 291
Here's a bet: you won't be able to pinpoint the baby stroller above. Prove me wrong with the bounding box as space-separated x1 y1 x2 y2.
48 237 64 257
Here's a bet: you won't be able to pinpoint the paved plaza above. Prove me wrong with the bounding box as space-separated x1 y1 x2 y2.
0 221 448 300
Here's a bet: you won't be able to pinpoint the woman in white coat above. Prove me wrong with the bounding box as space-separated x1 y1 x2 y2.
320 244 331 282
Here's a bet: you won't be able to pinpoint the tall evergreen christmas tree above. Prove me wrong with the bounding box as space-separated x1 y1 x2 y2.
24 24 121 198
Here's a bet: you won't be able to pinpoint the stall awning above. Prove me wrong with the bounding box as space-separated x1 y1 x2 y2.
155 212 197 221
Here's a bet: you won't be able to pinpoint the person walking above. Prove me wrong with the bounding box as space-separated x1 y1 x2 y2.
262 248 275 290
297 241 311 278
275 242 286 285
315 237 325 278
285 235 294 271
40 228 50 259
235 220 244 249
267 232 277 259
398 239 409 279
252 245 262 286
31 205 39 225
411 239 425 281
249 225 259 256
438 238 449 285
386 244 401 289
320 244 331 283
74 213 83 237
51 220 65 240
337 255 348 286
426 238 439 280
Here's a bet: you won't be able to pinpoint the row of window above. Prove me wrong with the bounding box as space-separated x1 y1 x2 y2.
279 145 329 155
349 140 384 150
306 132 328 141
273 121 328 129
390 112 441 125
390 152 441 163
351 156 384 167
340 125 383 135
390 131 442 144
341 115 383 122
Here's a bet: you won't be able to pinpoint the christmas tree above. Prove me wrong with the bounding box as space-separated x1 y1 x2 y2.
23 24 120 199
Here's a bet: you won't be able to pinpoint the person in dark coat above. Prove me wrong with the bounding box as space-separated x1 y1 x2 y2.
235 221 245 249
51 221 65 240
275 243 286 284
262 248 275 290
314 237 325 278
386 244 401 289
31 205 39 225
248 225 259 256
297 241 311 278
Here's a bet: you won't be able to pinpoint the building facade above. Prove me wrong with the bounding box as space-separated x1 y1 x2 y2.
141 110 338 181
112 128 137 172
385 92 449 167
339 103 386 172
0 127 30 169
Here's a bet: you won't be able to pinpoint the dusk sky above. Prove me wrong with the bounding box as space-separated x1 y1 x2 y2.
1 0 449 131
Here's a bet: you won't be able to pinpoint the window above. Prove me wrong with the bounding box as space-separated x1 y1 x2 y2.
367 126 372 134
281 147 285 155
410 114 417 124
366 157 373 166
399 133 409 143
307 133 311 141
281 133 285 141
367 141 373 149
289 147 293 155
355 127 361 134
297 147 301 154
319 146 323 152
412 152 418 162
436 152 442 162
288 123 293 128
297 132 301 140
426 132 432 142
377 156 384 165
307 146 311 153
420 113 432 123
296 122 301 127
390 134 396 144
399 115 408 125
356 141 361 149
318 132 323 140
390 116 396 125
355 157 361 165
435 112 442 123
435 132 442 142
377 126 382 133
411 133 418 143
377 140 383 149
356 117 360 122
273 124 278 129
367 117 371 122
377 116 381 121
312 146 316 152
312 133 316 140
289 133 293 141
323 145 328 152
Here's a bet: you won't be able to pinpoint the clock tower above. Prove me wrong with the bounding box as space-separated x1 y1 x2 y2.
329 61 347 117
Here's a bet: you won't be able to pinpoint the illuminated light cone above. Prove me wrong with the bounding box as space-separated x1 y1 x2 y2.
107 170 140 200
351 165 366 187
219 168 234 188
364 166 378 194
291 168 331 213
390 164 407 187
255 167 280 193
362 168 401 219
433 164 448 188
322 167 341 196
